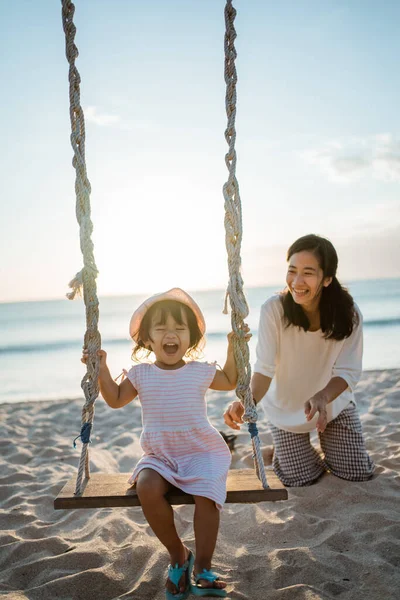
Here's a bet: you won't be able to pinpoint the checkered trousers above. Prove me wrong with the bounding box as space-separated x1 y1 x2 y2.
269 402 375 487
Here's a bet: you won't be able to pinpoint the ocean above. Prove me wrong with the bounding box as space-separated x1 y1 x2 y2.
0 279 399 404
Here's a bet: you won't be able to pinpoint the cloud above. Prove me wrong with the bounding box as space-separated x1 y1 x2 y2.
85 106 120 126
335 225 400 280
84 106 161 133
302 134 400 183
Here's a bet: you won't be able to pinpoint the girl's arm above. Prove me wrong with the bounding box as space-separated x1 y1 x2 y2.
82 349 138 409
209 333 237 391
209 326 251 391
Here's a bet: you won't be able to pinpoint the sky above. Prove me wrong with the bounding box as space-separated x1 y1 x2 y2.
1 0 400 302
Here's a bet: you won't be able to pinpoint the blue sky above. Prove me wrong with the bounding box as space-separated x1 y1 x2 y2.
1 0 400 302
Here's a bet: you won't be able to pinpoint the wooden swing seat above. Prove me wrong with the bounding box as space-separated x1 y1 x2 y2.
54 469 287 510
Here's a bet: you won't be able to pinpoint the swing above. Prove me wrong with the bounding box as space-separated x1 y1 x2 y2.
54 0 287 511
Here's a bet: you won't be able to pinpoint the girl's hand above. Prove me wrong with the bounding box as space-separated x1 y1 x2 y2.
223 400 245 430
227 323 252 345
304 393 328 433
81 348 108 370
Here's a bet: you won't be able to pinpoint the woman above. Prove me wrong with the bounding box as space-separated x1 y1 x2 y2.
223 234 374 486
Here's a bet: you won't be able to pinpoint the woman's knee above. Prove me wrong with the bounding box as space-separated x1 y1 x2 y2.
320 409 375 480
273 455 325 487
270 429 325 486
323 452 375 481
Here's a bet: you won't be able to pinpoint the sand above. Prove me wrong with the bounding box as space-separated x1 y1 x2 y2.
1 369 399 600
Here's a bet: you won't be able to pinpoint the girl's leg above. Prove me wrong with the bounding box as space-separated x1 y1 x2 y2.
192 495 226 590
319 402 375 481
136 468 191 595
269 423 326 486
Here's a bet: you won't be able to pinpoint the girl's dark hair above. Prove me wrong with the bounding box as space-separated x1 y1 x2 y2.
132 300 204 361
281 234 359 340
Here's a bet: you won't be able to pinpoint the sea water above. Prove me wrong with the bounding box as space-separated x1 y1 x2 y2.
0 279 399 404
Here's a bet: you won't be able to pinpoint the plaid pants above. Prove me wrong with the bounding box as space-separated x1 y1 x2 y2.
269 402 375 487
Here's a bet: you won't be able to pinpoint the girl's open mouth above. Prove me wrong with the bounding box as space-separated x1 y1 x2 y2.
163 343 179 355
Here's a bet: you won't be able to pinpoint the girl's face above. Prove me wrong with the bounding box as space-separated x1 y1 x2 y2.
145 308 191 367
286 250 332 310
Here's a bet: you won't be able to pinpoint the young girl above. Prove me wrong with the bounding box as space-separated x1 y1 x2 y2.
82 288 250 599
224 234 374 487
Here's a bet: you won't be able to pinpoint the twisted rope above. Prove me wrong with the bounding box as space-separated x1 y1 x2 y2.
223 0 268 489
61 0 101 496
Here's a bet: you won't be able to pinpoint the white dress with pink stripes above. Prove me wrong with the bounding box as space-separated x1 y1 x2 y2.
126 361 231 510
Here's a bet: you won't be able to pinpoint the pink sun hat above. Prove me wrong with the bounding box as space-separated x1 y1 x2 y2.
129 288 206 342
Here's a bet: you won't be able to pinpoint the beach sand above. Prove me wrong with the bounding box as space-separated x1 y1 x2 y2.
1 369 399 600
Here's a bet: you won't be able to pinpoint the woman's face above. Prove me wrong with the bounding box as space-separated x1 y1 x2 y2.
286 250 332 310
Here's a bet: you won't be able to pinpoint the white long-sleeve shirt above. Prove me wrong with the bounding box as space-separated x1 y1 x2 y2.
254 295 363 433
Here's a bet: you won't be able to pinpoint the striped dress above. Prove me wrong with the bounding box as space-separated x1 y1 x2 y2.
126 361 232 510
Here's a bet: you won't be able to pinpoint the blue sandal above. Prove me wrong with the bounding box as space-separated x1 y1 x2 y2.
165 551 194 600
191 569 228 597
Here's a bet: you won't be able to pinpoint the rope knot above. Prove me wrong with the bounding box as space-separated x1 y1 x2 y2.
243 405 258 423
73 422 92 448
247 422 259 439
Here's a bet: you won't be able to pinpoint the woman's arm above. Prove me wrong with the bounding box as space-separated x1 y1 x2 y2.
251 372 272 404
223 372 272 430
223 299 279 430
305 376 348 433
305 313 363 433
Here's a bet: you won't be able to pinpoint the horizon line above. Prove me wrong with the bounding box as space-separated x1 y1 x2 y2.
1 275 399 306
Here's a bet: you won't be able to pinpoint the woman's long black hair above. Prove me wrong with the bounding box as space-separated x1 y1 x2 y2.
281 234 359 340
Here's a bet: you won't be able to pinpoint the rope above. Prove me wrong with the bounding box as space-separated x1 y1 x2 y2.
59 0 267 494
223 0 269 489
61 0 101 496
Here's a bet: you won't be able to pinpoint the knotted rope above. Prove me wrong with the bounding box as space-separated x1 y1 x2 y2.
60 0 267 493
223 0 268 488
61 0 101 496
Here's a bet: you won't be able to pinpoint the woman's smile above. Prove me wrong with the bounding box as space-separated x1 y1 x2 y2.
292 288 309 297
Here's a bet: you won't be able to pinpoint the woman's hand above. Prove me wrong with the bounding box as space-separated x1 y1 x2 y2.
304 392 328 433
81 348 108 370
223 401 245 430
